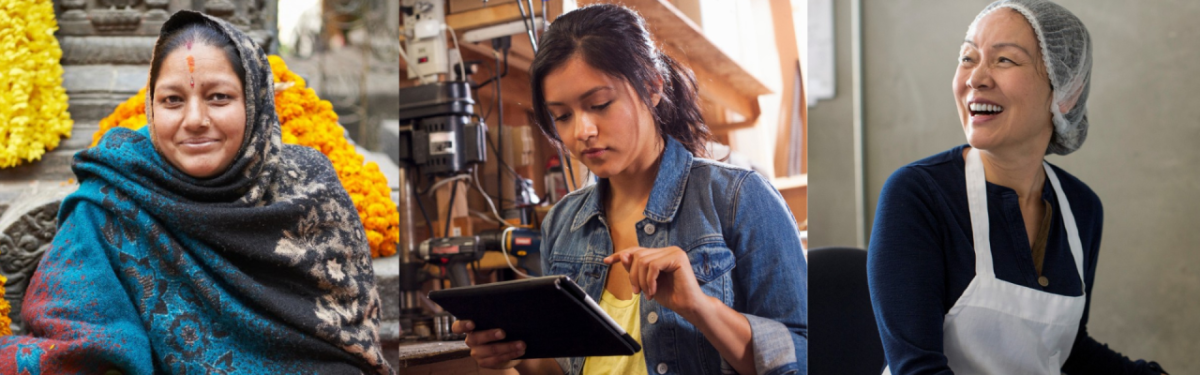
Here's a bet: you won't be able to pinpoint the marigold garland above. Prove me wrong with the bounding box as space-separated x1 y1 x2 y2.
90 87 147 147
90 56 399 258
0 0 74 169
1 274 11 336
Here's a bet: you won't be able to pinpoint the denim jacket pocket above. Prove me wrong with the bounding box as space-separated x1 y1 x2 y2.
548 260 584 283
685 237 736 284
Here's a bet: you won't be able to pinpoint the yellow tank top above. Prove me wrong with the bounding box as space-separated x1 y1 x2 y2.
581 290 648 375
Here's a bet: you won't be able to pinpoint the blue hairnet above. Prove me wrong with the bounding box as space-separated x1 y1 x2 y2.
969 0 1092 155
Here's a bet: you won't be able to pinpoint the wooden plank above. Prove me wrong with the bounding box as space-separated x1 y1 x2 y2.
662 43 759 122
769 0 804 178
586 0 772 102
773 174 807 191
774 174 807 229
449 0 519 14
696 96 725 126
446 1 546 31
708 119 759 134
781 183 806 230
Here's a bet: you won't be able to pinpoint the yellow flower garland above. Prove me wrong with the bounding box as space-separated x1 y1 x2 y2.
0 0 73 169
1 274 11 336
90 56 399 258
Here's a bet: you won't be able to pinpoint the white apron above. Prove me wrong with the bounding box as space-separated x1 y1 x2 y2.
884 148 1087 375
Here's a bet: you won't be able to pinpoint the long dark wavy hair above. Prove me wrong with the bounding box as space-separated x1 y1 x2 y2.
530 4 710 157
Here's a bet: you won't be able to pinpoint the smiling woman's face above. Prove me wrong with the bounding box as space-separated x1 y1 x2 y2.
953 8 1054 154
151 43 246 179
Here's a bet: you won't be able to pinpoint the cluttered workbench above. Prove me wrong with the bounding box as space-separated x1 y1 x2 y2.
398 341 471 368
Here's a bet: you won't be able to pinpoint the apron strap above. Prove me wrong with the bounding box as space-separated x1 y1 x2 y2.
1042 162 1087 292
966 149 1084 290
965 148 995 279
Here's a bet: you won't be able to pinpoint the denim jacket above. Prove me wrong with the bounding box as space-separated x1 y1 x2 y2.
540 136 807 375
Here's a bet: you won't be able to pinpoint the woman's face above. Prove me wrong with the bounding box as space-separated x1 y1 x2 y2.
151 43 246 179
543 56 662 179
953 9 1054 153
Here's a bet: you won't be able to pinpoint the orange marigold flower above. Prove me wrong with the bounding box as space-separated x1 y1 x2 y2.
91 87 148 147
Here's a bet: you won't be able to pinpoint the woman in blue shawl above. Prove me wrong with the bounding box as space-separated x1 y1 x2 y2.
0 11 392 375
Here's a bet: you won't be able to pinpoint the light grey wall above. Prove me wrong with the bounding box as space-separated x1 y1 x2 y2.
807 0 857 248
810 0 1200 371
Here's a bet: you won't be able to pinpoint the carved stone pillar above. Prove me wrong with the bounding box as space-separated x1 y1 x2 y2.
0 183 77 335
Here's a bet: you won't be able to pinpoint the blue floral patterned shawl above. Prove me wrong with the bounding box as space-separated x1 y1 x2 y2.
0 11 392 375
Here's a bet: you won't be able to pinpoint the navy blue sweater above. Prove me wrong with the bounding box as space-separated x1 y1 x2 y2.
867 145 1157 375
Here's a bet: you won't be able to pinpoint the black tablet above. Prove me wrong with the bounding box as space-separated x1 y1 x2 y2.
427 275 642 358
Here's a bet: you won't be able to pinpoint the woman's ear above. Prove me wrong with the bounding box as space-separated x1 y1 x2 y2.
649 75 664 107
1058 88 1083 114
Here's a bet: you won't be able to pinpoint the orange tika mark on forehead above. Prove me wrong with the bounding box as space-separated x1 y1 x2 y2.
187 55 195 88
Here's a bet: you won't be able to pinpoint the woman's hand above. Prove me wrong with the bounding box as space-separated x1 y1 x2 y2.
603 246 712 318
606 246 759 375
451 320 525 369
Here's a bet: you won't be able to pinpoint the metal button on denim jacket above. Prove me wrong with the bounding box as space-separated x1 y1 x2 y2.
540 137 808 375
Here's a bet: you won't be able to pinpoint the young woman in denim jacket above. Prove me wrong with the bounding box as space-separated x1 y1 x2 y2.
451 4 806 375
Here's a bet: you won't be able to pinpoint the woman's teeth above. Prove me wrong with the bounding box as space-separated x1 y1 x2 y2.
969 102 1003 114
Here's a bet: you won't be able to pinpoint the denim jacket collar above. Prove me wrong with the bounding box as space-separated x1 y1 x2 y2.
569 136 694 231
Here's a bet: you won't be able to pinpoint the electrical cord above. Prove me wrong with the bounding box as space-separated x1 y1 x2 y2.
481 124 533 191
413 170 436 239
444 24 467 82
501 226 532 278
469 210 507 226
398 42 419 78
421 174 471 196
476 49 504 126
470 53 499 121
565 155 578 191
496 54 504 212
443 181 458 237
398 39 431 85
469 44 535 206
471 167 515 228
553 146 577 191
481 48 506 122
471 47 509 91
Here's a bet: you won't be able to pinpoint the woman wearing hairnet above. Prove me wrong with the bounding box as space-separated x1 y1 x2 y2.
867 0 1166 374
